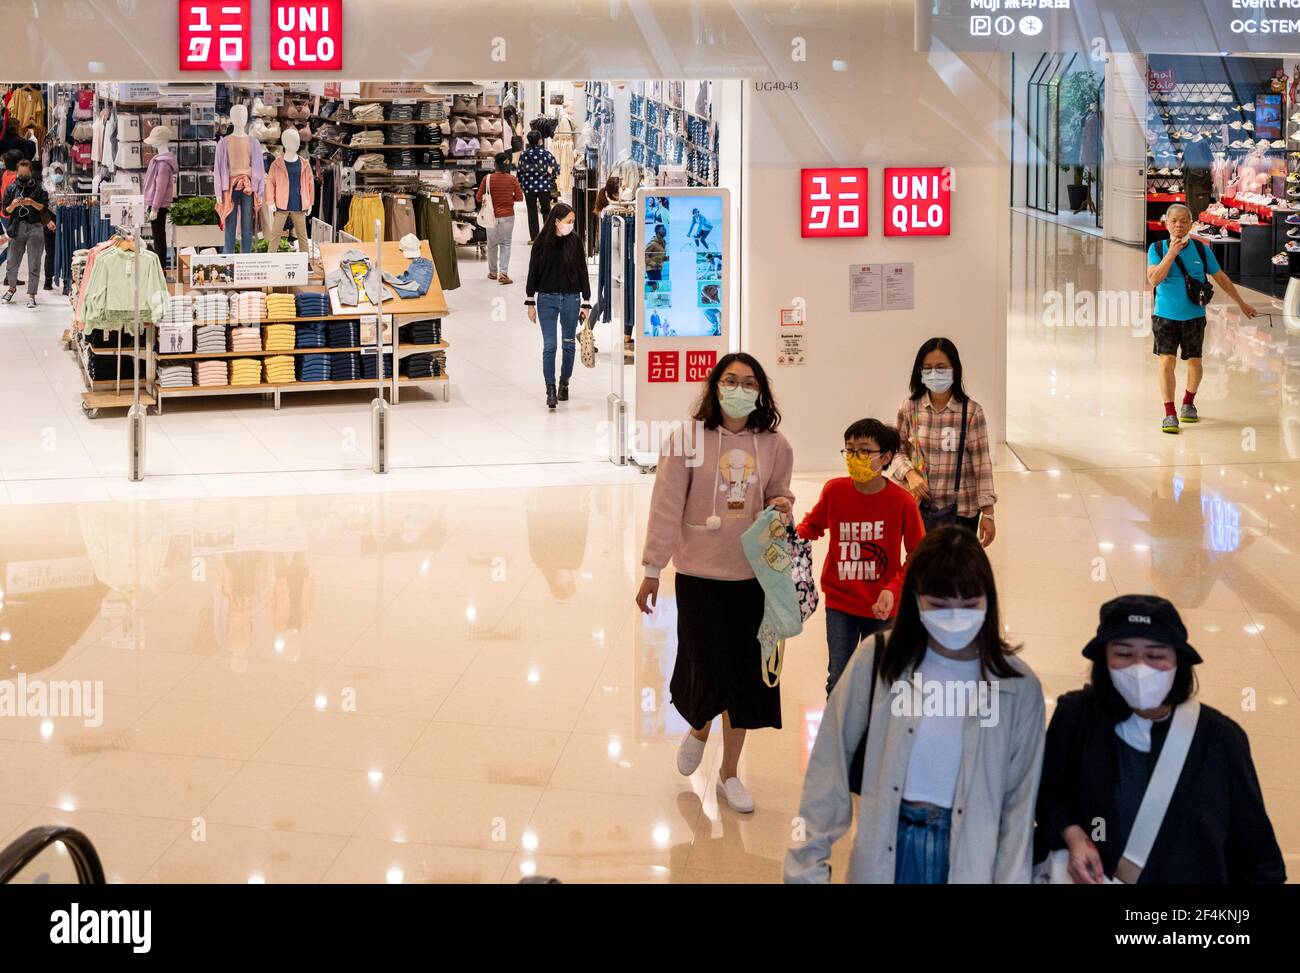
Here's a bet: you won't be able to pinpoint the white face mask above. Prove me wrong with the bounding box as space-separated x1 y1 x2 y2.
918 604 986 651
1109 662 1176 711
921 367 954 393
556 221 574 237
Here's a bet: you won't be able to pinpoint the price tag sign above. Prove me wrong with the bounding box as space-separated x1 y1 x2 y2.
107 194 147 229
188 253 310 289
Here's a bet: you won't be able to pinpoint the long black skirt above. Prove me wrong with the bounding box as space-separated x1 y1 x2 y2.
670 573 782 731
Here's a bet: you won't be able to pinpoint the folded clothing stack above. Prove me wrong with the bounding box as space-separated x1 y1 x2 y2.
297 353 331 382
388 150 417 170
351 103 385 122
195 360 229 387
231 291 268 324
359 351 394 379
388 124 417 145
354 153 387 172
230 358 263 386
404 351 445 377
264 323 296 352
157 363 194 388
387 104 415 122
349 130 386 148
265 293 298 321
400 353 437 379
329 352 362 380
265 355 296 384
230 326 262 353
295 291 332 318
194 293 229 324
195 324 228 354
399 320 441 345
327 320 360 348
296 322 327 348
416 101 445 122
161 294 194 326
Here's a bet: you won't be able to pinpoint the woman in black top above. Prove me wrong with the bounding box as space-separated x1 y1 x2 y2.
1035 594 1285 884
525 203 591 410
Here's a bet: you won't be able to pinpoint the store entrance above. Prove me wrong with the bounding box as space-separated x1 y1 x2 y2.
0 78 735 487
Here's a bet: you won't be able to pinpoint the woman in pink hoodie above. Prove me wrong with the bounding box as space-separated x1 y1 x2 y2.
637 353 795 814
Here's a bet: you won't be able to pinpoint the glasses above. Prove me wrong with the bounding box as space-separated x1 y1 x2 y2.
841 448 884 460
719 377 760 392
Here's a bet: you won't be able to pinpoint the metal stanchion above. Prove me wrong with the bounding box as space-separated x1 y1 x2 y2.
126 224 147 482
370 219 390 474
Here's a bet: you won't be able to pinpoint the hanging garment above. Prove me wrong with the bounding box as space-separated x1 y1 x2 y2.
80 244 169 335
416 193 459 290
343 194 385 242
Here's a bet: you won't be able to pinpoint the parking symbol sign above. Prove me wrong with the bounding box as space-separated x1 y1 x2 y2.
970 15 992 36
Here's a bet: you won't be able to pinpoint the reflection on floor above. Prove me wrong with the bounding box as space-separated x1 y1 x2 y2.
0 216 634 499
1008 210 1295 471
0 465 1297 883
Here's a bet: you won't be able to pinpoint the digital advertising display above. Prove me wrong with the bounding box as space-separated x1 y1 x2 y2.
641 193 725 339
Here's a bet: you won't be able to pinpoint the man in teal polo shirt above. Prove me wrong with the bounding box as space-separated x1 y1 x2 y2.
1147 204 1258 434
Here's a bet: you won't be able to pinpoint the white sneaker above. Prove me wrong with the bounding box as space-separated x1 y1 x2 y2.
716 775 754 814
676 733 706 776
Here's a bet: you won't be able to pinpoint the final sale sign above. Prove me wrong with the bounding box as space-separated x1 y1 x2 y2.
883 167 952 237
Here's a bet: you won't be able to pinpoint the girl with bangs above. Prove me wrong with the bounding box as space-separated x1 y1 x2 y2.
785 526 1046 884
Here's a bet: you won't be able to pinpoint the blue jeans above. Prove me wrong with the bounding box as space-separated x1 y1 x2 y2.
825 607 888 696
894 804 952 884
537 291 580 385
224 189 254 254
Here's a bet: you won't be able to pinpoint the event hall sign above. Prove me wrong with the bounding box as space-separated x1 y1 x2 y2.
918 0 1300 54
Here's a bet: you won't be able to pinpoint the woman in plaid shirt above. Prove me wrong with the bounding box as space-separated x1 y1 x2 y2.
893 338 998 547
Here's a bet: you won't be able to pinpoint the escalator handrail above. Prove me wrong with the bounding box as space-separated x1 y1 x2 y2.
0 826 106 885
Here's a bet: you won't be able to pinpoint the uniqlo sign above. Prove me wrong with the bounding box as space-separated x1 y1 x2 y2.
800 168 868 238
883 167 952 237
684 350 717 382
179 1 252 71
271 1 344 70
647 351 680 383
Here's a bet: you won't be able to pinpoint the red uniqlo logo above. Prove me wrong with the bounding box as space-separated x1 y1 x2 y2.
647 351 680 383
179 1 252 71
883 167 953 237
684 351 716 383
800 168 868 238
271 1 344 71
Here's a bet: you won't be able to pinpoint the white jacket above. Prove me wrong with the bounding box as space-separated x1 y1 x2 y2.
784 640 1045 884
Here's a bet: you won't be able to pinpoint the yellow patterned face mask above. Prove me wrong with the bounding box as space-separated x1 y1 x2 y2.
845 453 879 484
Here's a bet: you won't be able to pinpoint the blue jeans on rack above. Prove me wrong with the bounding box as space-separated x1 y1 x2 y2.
894 804 952 884
536 291 580 385
224 189 254 254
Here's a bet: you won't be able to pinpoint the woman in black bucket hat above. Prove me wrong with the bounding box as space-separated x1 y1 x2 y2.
1033 594 1285 884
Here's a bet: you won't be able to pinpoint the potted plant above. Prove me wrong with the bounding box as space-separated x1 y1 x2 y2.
168 196 225 249
1059 71 1101 213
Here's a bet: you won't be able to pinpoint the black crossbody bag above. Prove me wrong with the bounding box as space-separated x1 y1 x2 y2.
847 632 886 795
1159 237 1214 308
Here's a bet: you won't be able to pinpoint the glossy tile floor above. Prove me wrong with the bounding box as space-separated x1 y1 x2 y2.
0 211 1296 883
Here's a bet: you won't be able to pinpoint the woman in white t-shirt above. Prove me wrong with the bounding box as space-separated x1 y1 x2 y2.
785 526 1045 883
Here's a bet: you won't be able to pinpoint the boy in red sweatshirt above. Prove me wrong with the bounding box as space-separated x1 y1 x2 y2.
796 418 925 694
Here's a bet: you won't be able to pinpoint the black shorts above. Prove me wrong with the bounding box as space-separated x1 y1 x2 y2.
670 573 781 731
1152 315 1206 360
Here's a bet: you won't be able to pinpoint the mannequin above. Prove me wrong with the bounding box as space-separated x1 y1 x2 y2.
214 105 266 253
265 128 314 252
143 125 178 265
